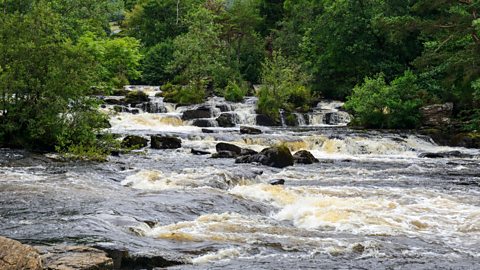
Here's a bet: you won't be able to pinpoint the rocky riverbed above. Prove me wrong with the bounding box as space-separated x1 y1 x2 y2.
1 88 480 269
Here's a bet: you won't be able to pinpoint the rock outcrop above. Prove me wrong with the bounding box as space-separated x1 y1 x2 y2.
38 245 113 270
216 113 238 127
124 91 149 106
236 145 294 168
240 126 262 135
420 103 453 127
181 106 211 120
121 135 148 149
0 236 42 270
293 150 319 164
151 136 182 149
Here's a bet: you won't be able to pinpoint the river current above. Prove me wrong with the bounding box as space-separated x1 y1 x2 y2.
1 92 479 269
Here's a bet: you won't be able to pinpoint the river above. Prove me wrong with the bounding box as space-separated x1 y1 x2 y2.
1 91 479 269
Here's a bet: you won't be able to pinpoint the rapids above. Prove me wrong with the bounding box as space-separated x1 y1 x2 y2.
1 92 479 269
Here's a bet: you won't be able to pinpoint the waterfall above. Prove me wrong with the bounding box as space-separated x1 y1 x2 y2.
294 113 307 126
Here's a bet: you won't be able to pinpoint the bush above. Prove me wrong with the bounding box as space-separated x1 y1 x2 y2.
345 71 423 129
256 51 313 120
162 81 206 105
223 80 248 102
141 40 175 85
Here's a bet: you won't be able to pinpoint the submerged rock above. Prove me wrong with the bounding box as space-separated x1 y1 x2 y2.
38 245 113 270
0 236 42 270
269 179 285 185
151 136 182 149
236 145 294 168
201 128 216 134
293 150 319 164
240 126 262 135
217 113 238 127
191 149 210 155
419 151 471 159
121 135 148 149
216 142 242 155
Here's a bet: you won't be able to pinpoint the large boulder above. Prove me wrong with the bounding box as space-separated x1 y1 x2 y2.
420 103 453 127
216 142 242 155
182 106 211 120
151 136 182 149
293 150 319 164
236 145 294 168
240 126 262 135
121 135 148 149
211 151 238 159
38 245 113 270
0 237 42 270
124 91 149 106
216 113 238 128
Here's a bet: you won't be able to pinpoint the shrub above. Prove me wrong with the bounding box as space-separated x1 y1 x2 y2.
345 71 423 129
223 80 248 102
162 81 206 105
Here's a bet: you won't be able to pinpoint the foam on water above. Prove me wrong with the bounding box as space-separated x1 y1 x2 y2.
110 113 200 133
230 184 480 254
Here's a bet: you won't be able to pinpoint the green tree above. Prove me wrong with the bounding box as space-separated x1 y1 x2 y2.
78 33 143 90
345 71 423 129
257 51 312 120
0 1 109 152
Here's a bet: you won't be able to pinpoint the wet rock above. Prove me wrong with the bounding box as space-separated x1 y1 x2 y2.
351 243 365 253
151 136 182 149
38 245 113 270
140 101 167 113
121 135 148 149
182 107 211 120
236 145 294 168
293 150 319 164
256 114 279 126
111 89 130 96
0 236 42 270
240 148 258 156
451 133 480 149
124 91 149 106
217 113 238 127
216 104 231 112
420 103 453 127
113 105 129 113
201 128 215 134
191 149 210 155
211 150 238 159
419 151 470 158
192 119 217 127
216 142 242 155
240 126 262 135
130 108 140 115
269 179 285 185
104 98 125 105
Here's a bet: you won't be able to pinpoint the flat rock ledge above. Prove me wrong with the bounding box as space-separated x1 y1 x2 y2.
0 236 42 270
37 245 113 270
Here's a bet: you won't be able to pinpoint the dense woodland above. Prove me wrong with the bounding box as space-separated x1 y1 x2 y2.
0 0 479 156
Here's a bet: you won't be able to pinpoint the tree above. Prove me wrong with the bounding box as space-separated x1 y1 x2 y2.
0 1 109 151
345 71 423 129
257 51 312 120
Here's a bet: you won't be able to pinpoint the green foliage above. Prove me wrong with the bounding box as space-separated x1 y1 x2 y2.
257 51 312 119
0 0 119 156
345 71 423 129
162 81 207 105
124 0 203 47
78 33 143 91
141 40 175 85
223 81 248 102
169 3 234 92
